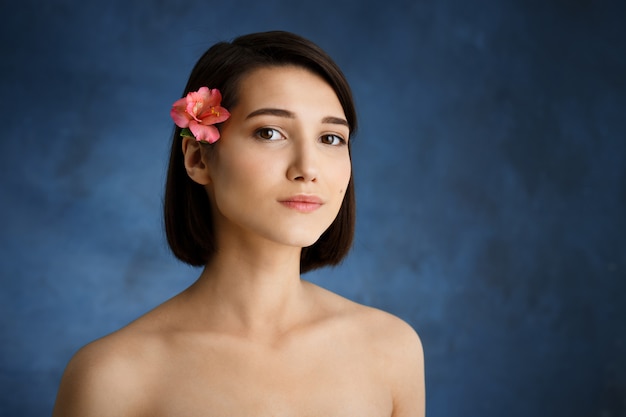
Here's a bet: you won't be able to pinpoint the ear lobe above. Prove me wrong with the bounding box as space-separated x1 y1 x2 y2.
182 136 211 185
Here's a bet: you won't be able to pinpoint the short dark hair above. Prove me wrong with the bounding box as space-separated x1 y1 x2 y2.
164 31 358 273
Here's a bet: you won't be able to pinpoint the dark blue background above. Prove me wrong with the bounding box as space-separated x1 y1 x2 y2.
1 1 624 416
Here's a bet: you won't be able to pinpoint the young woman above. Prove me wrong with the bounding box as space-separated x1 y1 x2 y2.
53 31 425 417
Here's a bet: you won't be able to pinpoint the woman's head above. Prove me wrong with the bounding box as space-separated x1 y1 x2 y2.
164 31 357 273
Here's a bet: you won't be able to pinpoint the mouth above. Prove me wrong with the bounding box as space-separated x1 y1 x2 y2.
279 195 324 212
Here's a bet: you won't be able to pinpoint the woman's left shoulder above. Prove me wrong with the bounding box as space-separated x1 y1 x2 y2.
306 282 425 415
354 305 425 415
308 281 423 354
354 304 423 356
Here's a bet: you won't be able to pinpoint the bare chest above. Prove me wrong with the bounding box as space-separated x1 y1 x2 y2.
143 337 392 417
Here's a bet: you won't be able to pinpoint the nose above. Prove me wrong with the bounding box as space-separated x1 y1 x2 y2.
286 139 318 182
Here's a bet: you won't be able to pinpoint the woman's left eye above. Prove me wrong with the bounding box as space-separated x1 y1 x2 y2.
320 134 346 146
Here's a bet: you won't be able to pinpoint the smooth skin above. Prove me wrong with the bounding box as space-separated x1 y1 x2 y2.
53 66 425 417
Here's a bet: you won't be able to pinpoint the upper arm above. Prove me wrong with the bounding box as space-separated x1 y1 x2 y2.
377 316 425 417
52 340 147 417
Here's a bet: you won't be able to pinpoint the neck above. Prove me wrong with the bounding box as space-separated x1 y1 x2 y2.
184 239 308 339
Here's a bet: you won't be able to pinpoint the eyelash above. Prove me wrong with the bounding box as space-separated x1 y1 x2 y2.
254 128 347 146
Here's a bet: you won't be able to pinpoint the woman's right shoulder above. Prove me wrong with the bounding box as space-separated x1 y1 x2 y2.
52 321 164 416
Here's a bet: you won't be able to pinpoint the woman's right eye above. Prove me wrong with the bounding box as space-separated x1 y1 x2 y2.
255 128 284 141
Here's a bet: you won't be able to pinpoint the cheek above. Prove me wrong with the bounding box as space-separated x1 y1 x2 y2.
337 159 352 193
208 151 261 205
213 145 272 184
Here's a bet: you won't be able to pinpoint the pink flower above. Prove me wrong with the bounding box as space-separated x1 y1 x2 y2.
170 87 230 143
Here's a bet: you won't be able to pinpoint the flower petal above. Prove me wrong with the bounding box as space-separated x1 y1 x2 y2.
185 87 214 120
198 106 231 125
189 121 220 144
170 104 191 128
206 88 222 106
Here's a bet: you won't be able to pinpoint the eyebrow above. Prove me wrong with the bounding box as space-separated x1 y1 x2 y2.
245 108 349 128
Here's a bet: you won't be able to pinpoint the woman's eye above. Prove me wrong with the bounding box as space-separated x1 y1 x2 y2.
255 128 283 141
320 134 346 146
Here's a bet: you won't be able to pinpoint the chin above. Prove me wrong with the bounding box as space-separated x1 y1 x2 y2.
287 235 323 249
279 229 325 249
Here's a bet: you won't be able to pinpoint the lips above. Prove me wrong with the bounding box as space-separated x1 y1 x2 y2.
279 195 323 212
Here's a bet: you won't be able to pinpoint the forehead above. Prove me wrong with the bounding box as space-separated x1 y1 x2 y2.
234 65 345 118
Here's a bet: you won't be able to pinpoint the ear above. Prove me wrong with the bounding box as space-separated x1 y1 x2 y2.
182 136 211 185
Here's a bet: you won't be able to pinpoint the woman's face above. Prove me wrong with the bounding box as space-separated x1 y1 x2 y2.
205 65 352 250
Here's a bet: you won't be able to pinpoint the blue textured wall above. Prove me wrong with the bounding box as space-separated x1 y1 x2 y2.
1 1 625 416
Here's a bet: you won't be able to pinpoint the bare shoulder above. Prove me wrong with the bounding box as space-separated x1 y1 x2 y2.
350 302 425 417
306 282 425 417
349 300 424 371
52 316 165 417
306 280 423 351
